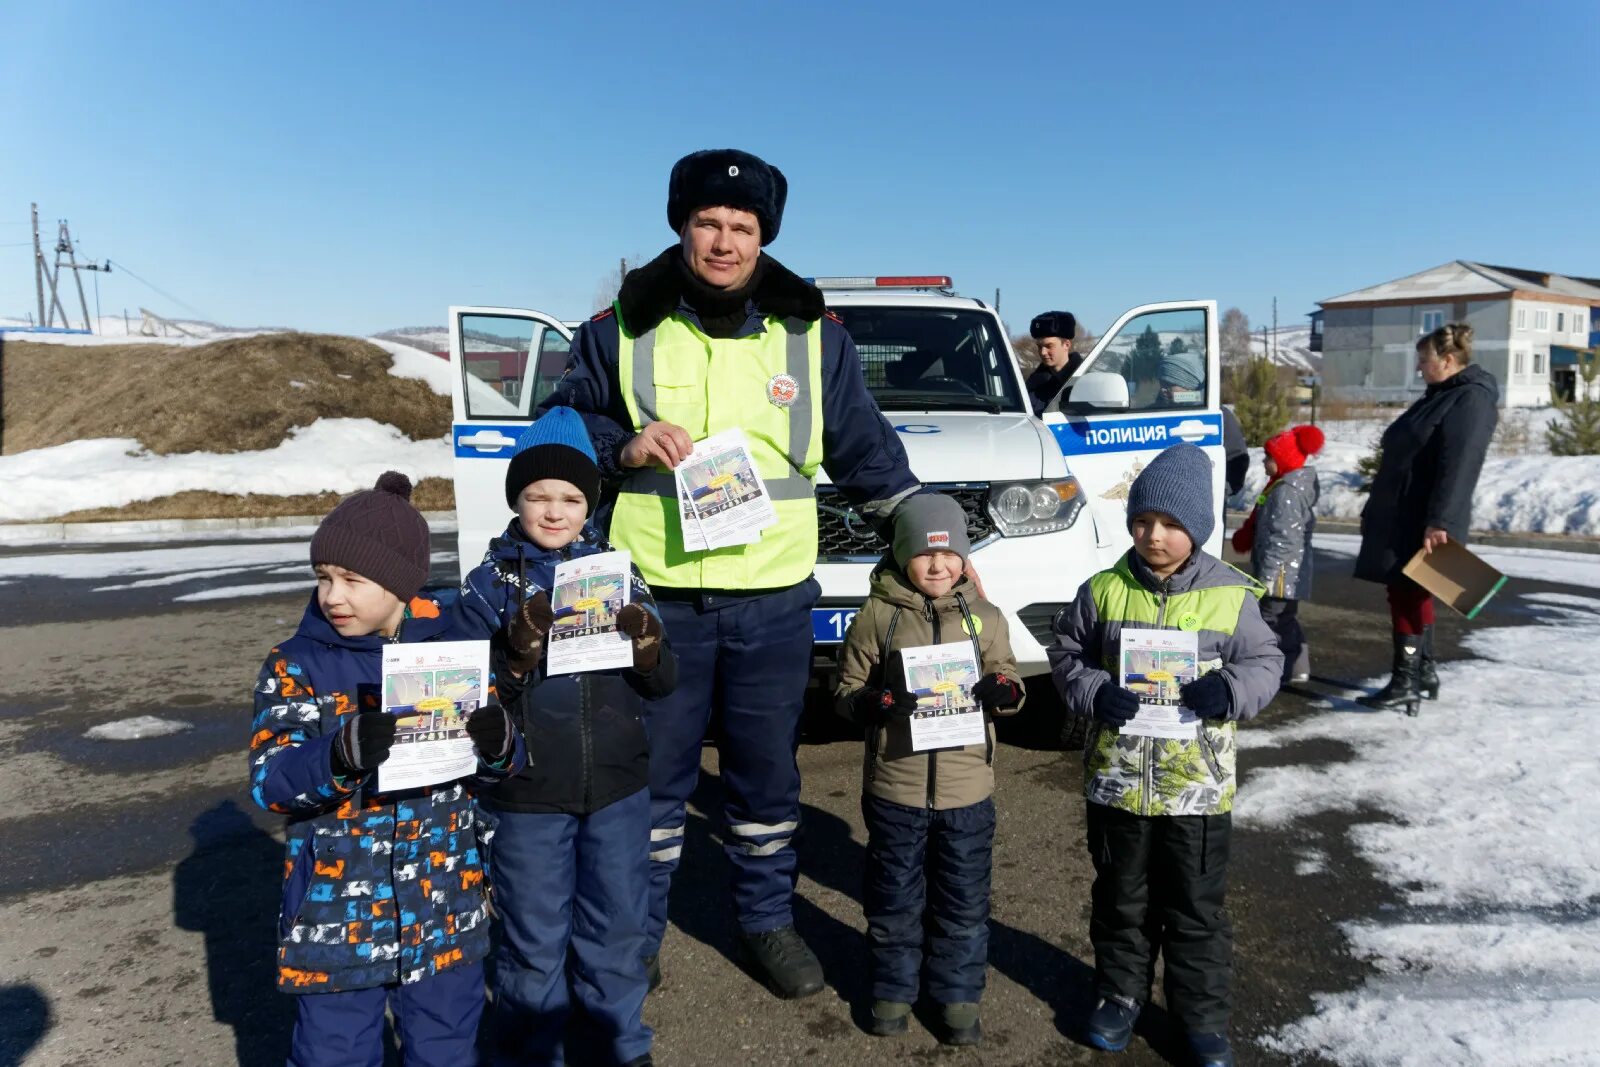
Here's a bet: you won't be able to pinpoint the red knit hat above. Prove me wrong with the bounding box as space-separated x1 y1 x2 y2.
1263 425 1326 473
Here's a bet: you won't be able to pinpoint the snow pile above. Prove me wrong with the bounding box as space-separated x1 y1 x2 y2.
0 419 451 523
0 313 285 346
0 542 309 583
367 337 451 397
1242 591 1600 1064
85 716 192 741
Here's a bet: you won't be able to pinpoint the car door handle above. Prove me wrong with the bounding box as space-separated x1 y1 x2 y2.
459 431 517 451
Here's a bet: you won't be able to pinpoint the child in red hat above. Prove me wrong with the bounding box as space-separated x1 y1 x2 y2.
1231 425 1325 684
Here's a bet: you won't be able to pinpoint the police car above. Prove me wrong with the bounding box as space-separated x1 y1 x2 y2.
444 279 1225 685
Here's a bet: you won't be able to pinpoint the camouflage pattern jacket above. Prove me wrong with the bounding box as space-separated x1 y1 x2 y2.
1250 466 1319 600
249 595 526 994
1049 550 1282 816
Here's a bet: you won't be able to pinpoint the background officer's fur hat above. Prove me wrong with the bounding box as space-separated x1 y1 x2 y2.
668 149 788 245
1029 310 1077 341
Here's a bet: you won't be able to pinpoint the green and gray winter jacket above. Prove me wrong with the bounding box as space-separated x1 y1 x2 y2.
1049 549 1283 816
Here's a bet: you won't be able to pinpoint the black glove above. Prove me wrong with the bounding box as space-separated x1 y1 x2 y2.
1092 683 1140 728
465 703 514 765
1180 672 1232 720
505 591 554 675
971 673 1021 712
331 711 396 778
615 603 663 672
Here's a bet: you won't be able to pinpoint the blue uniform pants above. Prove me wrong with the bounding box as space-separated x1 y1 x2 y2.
862 794 995 1005
643 579 819 948
287 960 484 1067
485 790 652 1067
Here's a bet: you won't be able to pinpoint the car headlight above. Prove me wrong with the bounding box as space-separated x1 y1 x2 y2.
986 478 1086 536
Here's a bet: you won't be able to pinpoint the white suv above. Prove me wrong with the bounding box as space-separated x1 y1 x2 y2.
444 280 1225 682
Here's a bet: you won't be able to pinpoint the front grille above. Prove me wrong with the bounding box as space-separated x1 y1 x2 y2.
814 484 995 562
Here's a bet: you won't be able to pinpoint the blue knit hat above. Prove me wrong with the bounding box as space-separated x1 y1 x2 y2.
504 406 601 512
1126 443 1215 546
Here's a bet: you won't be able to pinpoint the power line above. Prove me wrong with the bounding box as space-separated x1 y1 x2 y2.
105 258 211 321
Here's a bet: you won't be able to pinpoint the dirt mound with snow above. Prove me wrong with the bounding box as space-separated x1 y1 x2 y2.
1 333 449 456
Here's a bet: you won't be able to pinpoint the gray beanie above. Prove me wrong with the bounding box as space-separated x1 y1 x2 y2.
892 493 971 567
1126 444 1215 546
1158 347 1204 390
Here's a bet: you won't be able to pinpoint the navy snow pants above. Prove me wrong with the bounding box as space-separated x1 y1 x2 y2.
1086 803 1233 1031
485 789 652 1067
862 793 996 1005
643 579 819 949
287 959 484 1067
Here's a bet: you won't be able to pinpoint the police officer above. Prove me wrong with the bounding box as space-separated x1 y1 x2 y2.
1026 310 1083 415
539 149 921 1000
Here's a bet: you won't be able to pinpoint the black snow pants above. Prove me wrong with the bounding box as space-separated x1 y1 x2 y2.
1085 803 1232 1031
1259 596 1306 684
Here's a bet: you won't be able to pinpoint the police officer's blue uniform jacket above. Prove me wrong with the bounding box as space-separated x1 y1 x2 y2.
449 519 678 814
249 594 526 994
539 247 921 547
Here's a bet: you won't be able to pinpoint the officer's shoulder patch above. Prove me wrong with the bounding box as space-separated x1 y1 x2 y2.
590 307 615 322
825 310 844 325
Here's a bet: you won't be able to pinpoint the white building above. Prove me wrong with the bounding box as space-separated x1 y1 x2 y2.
1318 261 1600 407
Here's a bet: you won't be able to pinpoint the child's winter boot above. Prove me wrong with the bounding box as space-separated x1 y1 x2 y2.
940 1002 982 1047
1418 624 1440 700
1357 632 1422 716
866 1000 911 1037
1186 1030 1235 1067
1085 995 1140 1051
1289 641 1310 685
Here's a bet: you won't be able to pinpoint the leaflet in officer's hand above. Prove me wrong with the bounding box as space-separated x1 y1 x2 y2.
675 428 777 552
899 640 987 752
378 640 489 793
1118 628 1201 739
546 550 634 676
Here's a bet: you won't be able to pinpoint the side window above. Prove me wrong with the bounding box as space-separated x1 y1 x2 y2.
1420 309 1444 334
460 314 567 419
1074 308 1210 412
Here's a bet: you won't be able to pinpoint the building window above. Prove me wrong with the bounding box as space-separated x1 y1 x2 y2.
1578 311 1590 337
1557 312 1566 332
1534 352 1544 374
1516 307 1527 329
1420 309 1444 334
1515 351 1526 375
1535 309 1550 330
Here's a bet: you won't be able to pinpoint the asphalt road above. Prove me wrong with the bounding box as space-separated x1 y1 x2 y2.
0 532 1583 1066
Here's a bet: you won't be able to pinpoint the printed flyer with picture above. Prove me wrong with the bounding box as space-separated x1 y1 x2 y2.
899 640 986 752
675 428 777 551
546 550 634 675
377 639 489 792
1118 627 1201 739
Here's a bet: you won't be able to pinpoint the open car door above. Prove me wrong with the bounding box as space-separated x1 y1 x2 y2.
1040 301 1225 567
449 307 575 581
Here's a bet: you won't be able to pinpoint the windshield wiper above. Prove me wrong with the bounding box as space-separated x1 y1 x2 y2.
874 391 1006 414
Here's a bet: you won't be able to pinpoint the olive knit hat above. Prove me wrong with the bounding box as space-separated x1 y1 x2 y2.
309 471 431 601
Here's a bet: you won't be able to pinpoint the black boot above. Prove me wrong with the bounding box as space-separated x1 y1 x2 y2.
1419 624 1440 700
737 925 824 999
1358 632 1422 716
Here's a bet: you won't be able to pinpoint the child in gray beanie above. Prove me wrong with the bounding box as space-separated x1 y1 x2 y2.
835 493 1024 1047
1047 443 1282 1067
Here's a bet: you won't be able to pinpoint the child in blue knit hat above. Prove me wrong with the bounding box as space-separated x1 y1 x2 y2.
449 406 676 1067
1047 443 1282 1067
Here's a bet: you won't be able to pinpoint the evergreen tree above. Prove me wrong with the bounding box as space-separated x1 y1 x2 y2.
1225 356 1291 445
1547 346 1600 455
1128 324 1165 385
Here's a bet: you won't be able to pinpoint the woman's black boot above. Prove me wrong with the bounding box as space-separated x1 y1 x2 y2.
1358 632 1422 716
1418 624 1440 700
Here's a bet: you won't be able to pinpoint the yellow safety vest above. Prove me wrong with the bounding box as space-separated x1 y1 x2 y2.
614 309 825 590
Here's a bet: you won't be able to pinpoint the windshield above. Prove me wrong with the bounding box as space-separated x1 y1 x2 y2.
831 305 1025 414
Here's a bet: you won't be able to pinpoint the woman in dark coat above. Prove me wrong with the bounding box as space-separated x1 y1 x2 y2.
1355 323 1498 714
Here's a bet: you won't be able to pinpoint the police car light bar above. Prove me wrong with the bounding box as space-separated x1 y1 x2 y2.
809 275 954 289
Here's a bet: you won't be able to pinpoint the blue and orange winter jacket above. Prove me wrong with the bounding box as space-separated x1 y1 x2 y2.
249 594 526 994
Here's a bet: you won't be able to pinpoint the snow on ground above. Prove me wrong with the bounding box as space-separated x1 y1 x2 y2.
1249 324 1318 372
366 336 451 397
1243 590 1600 1064
0 542 309 583
0 418 451 523
1314 532 1600 588
0 313 284 345
84 716 192 741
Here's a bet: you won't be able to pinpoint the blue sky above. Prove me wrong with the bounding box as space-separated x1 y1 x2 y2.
3 1 1597 338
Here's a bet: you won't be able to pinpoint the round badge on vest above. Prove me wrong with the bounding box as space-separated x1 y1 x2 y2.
767 373 799 408
1178 611 1203 631
961 615 984 636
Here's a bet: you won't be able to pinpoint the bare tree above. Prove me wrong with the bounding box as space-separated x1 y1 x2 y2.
1221 307 1253 367
591 254 647 313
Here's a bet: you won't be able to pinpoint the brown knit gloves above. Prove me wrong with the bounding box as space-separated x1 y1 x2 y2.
616 604 662 673
505 592 554 676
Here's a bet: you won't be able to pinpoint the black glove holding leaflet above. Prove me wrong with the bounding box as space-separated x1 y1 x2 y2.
615 603 663 672
1179 672 1232 720
971 673 1021 712
1092 683 1140 728
331 711 397 779
505 591 554 676
465 703 515 766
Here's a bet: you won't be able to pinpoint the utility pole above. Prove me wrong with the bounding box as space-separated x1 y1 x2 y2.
994 287 1001 313
31 203 45 325
1272 296 1278 362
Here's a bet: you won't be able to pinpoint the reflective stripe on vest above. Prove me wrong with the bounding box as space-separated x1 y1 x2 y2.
614 310 825 590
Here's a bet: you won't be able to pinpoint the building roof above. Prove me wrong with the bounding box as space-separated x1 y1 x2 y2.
1319 261 1600 307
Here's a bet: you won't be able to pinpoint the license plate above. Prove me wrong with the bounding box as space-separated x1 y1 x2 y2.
811 607 859 643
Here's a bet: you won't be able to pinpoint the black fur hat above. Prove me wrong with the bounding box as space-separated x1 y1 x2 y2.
1030 310 1077 341
668 149 788 245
